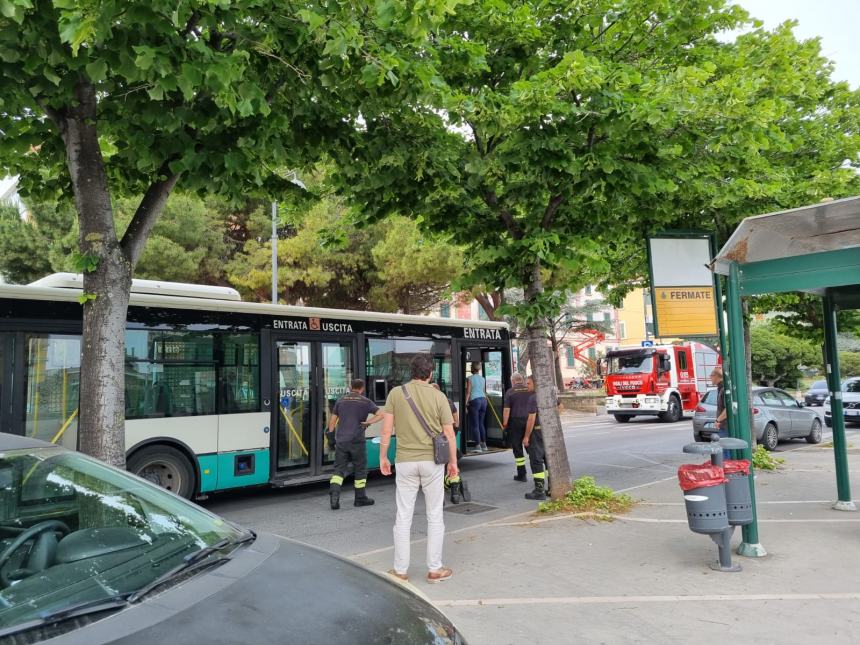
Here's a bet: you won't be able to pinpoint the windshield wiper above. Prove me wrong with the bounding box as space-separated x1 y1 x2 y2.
128 530 256 603
0 595 130 638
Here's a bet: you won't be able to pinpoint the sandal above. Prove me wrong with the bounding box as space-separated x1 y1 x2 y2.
387 569 409 582
426 567 453 584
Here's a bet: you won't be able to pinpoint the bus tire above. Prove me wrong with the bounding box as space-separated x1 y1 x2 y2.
614 415 631 423
128 445 197 499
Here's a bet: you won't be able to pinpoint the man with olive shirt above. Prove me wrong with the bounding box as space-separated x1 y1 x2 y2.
379 354 459 584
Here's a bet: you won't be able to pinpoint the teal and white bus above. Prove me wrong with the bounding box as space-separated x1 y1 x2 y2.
0 274 511 498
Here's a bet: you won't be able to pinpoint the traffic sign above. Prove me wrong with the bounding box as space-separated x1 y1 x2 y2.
641 340 654 347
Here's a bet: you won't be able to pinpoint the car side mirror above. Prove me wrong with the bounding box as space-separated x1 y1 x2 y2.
798 400 806 408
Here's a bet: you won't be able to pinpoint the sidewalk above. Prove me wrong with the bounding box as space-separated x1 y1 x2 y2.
353 443 860 644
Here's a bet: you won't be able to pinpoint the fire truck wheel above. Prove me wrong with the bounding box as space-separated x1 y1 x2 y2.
659 395 682 423
613 415 632 423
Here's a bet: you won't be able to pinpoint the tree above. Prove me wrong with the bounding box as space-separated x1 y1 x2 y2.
750 324 818 388
0 195 244 285
226 193 462 312
0 202 75 283
334 0 784 498
545 300 610 389
840 352 860 379
0 0 455 466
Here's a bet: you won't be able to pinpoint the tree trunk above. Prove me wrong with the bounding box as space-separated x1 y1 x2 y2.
58 78 177 467
525 261 572 498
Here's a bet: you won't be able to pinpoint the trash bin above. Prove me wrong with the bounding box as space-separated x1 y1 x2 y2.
678 463 728 535
723 459 753 526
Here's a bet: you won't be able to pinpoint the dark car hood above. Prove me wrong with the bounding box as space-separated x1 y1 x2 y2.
46 533 465 645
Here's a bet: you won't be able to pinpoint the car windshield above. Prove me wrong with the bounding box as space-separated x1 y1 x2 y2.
844 380 860 393
0 447 245 631
701 389 718 405
607 353 653 375
812 381 827 389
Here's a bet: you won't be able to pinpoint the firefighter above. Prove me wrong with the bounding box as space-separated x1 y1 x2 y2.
501 372 531 482
328 379 384 510
522 376 560 501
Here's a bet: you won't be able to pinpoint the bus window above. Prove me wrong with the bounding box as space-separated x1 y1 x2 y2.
23 335 81 450
219 334 260 414
125 331 216 419
366 338 453 402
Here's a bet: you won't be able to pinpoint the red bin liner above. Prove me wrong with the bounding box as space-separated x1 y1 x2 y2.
678 463 726 492
724 459 751 476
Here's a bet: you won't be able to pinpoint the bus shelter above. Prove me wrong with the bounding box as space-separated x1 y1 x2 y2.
712 196 860 557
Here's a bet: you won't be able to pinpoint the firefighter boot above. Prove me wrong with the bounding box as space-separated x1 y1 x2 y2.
354 484 375 507
514 465 527 482
329 483 342 510
524 478 547 501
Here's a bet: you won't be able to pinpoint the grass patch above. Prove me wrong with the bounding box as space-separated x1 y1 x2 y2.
538 476 634 518
752 444 785 471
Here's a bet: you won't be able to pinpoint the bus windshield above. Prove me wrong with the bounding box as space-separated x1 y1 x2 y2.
607 353 654 375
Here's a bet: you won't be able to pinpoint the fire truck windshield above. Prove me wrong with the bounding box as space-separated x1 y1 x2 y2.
607 353 654 375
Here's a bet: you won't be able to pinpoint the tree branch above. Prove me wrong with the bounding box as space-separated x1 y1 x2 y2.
483 190 523 239
467 120 485 156
541 194 564 229
120 161 181 266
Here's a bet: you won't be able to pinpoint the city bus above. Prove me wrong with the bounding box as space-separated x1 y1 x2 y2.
0 273 511 499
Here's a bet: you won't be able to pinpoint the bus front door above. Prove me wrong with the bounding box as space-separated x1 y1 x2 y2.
272 339 355 478
461 347 508 448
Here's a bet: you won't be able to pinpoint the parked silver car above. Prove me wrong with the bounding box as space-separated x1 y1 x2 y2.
693 386 823 450
824 377 860 427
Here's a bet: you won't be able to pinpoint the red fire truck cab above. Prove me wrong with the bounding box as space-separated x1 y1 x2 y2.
603 342 720 423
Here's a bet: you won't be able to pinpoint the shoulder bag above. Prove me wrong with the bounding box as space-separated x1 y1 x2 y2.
401 385 450 465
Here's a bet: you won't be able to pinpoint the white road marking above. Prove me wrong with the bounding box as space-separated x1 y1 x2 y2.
434 592 860 608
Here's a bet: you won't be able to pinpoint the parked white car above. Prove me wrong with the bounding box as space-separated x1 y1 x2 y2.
824 377 860 427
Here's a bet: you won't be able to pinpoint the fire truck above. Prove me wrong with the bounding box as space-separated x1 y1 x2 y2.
602 342 720 423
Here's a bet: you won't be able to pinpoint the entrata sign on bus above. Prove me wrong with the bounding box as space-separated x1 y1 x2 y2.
647 234 718 337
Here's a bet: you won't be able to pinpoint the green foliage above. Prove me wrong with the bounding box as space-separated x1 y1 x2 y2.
0 194 247 285
0 0 461 205
226 191 462 312
77 292 97 304
750 323 819 387
71 251 99 274
0 203 75 283
752 444 784 471
538 476 634 517
840 352 860 379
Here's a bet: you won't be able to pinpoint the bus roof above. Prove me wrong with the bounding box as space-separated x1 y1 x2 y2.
2 275 508 331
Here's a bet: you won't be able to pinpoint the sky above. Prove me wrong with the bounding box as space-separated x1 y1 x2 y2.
734 0 860 88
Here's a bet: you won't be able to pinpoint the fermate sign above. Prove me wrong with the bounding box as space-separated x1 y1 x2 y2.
647 235 718 337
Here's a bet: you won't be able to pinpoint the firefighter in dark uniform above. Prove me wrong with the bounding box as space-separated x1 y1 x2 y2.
523 376 561 501
328 380 384 510
501 372 531 482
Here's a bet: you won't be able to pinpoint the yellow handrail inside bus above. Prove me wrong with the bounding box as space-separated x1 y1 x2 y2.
486 395 503 429
280 405 308 456
50 408 78 445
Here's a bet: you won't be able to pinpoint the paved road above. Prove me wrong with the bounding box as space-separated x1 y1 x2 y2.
202 410 830 559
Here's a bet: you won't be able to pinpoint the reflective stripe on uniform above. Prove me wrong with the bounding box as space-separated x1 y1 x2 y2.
515 457 526 466
533 471 546 480
354 478 367 489
330 475 344 486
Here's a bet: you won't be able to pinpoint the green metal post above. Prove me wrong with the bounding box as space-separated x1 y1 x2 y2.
822 290 856 511
727 262 766 557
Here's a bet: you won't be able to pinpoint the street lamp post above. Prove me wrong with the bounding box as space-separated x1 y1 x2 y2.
271 201 278 304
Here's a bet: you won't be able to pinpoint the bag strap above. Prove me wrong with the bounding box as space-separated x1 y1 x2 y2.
401 385 437 440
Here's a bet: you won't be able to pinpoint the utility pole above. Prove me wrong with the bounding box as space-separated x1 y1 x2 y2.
271 201 278 304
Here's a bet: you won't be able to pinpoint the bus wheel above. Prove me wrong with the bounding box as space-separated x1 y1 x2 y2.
128 445 196 499
614 415 631 423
